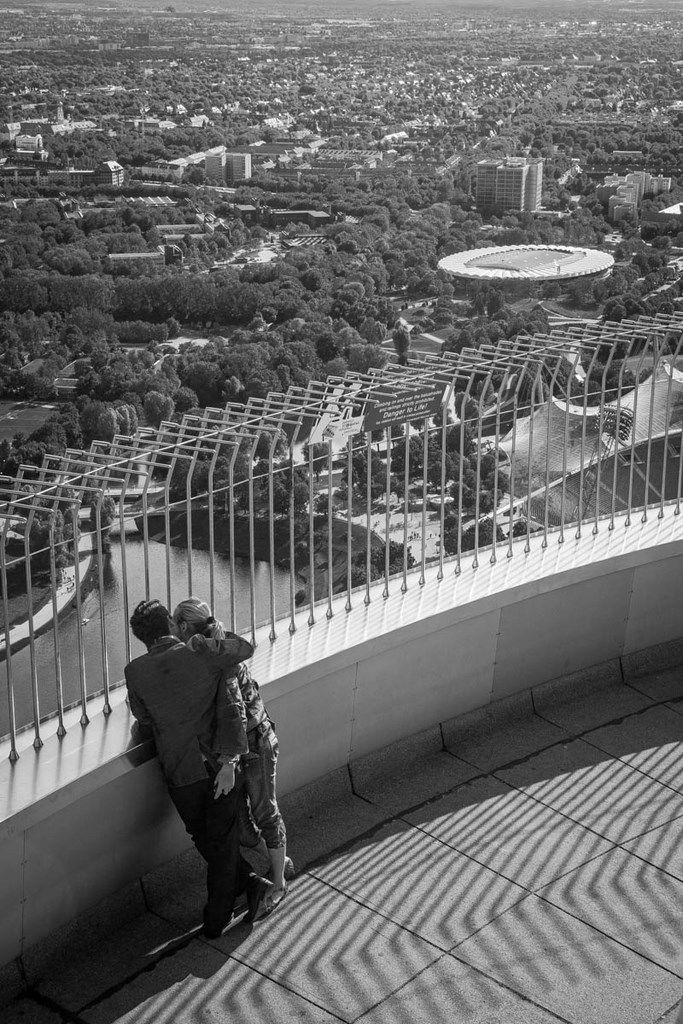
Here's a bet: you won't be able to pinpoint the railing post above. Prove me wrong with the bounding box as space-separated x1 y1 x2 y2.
576 342 614 539
247 433 259 648
558 351 581 544
625 337 653 527
541 355 565 549
22 511 42 749
326 439 334 619
383 425 392 599
658 331 683 518
307 441 316 626
456 384 474 574
47 513 66 737
438 402 448 581
525 363 545 554
93 493 111 715
345 434 353 612
473 371 494 569
419 415 429 585
490 369 512 564
401 419 410 594
70 503 88 728
0 524 19 762
364 430 372 606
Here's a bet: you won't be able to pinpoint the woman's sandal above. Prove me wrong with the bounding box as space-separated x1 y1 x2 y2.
266 886 288 912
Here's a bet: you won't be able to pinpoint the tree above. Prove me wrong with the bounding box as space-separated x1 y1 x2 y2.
392 324 412 366
80 401 118 446
174 386 199 413
115 403 139 437
347 343 387 374
143 390 175 428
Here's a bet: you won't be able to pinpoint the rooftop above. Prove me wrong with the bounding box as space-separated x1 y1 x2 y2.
3 653 682 1024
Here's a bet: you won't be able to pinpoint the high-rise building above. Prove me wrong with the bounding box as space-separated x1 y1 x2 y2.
204 147 227 183
524 158 543 212
608 183 639 223
475 160 499 210
225 152 252 181
597 170 672 223
476 156 543 213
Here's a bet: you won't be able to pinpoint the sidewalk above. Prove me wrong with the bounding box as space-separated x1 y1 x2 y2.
4 658 682 1024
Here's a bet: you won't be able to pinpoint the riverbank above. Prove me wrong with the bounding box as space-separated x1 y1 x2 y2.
136 507 382 602
0 544 95 660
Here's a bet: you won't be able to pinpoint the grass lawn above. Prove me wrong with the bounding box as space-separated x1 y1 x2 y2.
0 402 56 442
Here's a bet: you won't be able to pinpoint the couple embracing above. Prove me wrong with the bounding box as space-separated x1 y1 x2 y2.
124 597 290 938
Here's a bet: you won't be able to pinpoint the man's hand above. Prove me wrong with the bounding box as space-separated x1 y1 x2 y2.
213 762 236 799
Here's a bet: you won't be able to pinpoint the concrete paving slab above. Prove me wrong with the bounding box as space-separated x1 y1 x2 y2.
404 775 615 889
442 693 570 772
533 673 655 734
454 893 682 1024
358 952 568 1024
203 872 441 1021
668 694 683 716
82 937 340 1024
140 847 206 931
0 960 25 1006
22 880 150 988
625 664 683 705
311 819 528 951
620 817 683 881
622 639 683 683
349 725 479 814
537 847 683 976
495 739 683 844
657 999 683 1023
32 911 190 1012
0 999 66 1024
279 767 385 871
580 706 683 793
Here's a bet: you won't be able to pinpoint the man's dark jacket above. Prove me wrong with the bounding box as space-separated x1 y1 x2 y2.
124 634 253 787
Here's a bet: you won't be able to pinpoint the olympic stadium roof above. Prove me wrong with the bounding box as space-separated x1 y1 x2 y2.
438 244 614 282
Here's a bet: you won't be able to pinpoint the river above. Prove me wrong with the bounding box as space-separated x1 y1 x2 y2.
1 534 291 739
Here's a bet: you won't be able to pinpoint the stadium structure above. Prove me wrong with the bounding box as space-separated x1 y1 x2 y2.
498 359 683 526
438 244 614 283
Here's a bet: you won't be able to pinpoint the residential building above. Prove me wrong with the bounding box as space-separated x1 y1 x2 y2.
204 147 226 183
608 183 639 222
225 152 252 181
597 170 672 218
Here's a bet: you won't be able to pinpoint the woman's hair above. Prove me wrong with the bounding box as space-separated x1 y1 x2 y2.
173 597 225 642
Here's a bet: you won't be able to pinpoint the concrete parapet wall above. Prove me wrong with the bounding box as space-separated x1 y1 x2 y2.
2 527 683 978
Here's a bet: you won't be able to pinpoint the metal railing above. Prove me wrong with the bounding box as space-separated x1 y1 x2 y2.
2 311 683 761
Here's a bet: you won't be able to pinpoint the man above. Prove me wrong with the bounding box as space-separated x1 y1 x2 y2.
124 599 272 938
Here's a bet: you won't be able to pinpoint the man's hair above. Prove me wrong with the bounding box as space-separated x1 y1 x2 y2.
130 600 173 649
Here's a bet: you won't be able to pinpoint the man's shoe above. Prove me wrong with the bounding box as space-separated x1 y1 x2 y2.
202 920 227 940
245 876 273 923
284 856 295 881
202 908 229 940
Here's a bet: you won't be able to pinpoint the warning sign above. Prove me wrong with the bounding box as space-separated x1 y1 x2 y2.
363 383 446 431
308 381 365 445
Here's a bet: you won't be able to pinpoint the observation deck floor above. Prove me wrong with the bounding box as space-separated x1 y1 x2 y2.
4 654 683 1024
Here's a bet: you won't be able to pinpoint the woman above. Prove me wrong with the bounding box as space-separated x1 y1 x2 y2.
173 597 290 909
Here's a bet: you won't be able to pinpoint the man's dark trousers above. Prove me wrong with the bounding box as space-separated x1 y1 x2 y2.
169 771 252 932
